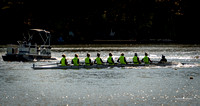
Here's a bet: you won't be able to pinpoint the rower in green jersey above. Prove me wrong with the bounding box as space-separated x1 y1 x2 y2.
85 53 92 66
60 54 68 66
107 53 115 65
141 52 152 64
117 53 127 64
94 53 104 65
71 54 79 66
133 53 141 64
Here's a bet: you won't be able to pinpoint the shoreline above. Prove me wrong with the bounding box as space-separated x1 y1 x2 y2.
0 43 200 48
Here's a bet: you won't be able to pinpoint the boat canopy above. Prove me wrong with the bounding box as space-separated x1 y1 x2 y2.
30 29 50 33
22 29 51 45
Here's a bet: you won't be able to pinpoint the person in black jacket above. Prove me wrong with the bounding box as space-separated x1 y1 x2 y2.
159 55 167 63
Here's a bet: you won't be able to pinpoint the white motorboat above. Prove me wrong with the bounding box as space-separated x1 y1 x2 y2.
2 29 56 61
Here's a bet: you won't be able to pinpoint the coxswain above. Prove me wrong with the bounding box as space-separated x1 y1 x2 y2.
85 53 93 66
133 53 141 64
60 54 68 66
159 55 167 63
141 52 152 64
71 54 79 66
117 53 127 64
94 53 104 65
107 53 115 65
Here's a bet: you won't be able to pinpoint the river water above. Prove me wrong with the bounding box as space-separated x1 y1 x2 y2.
0 44 200 105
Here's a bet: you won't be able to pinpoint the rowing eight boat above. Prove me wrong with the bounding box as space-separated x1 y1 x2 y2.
32 62 176 69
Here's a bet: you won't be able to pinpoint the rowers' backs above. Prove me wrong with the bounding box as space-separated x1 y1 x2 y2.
61 52 167 66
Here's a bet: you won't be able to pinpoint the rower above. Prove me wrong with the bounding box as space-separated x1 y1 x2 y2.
71 54 79 66
133 53 141 64
107 53 115 65
85 53 92 66
159 55 167 63
94 53 104 65
117 53 127 64
141 52 152 64
60 54 68 66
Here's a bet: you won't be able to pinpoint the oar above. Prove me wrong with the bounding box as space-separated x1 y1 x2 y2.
152 61 160 63
36 63 60 66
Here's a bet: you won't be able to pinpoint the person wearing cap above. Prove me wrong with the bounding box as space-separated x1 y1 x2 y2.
141 52 152 64
133 53 141 64
94 53 104 65
107 53 115 65
60 54 68 66
159 55 167 63
117 53 127 64
85 53 92 66
72 54 79 66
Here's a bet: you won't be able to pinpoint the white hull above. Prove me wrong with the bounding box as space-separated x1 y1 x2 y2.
32 62 175 69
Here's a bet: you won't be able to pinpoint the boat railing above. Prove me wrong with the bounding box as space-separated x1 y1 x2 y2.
39 45 51 56
6 46 18 54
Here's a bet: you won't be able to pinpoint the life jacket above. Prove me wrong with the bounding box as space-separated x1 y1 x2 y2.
95 57 102 65
107 56 114 65
73 57 79 66
143 56 149 64
85 57 91 66
61 57 67 66
119 56 126 64
133 56 139 64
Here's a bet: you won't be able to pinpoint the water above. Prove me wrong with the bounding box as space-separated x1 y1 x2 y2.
0 44 200 105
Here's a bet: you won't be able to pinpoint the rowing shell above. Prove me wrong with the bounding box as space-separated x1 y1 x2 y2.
32 62 175 69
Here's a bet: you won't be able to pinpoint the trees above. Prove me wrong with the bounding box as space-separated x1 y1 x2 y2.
0 0 197 44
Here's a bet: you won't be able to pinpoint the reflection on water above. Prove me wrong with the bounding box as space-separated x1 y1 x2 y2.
0 45 200 105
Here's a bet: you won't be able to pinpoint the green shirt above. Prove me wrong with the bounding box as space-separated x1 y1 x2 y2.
119 56 126 64
73 57 79 66
133 56 139 64
95 57 102 65
85 57 91 66
143 56 149 64
107 56 114 65
61 57 67 66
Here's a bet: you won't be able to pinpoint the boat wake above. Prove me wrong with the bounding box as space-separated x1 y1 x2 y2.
174 62 200 68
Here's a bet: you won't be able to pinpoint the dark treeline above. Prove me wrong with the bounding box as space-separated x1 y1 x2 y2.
0 0 198 44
